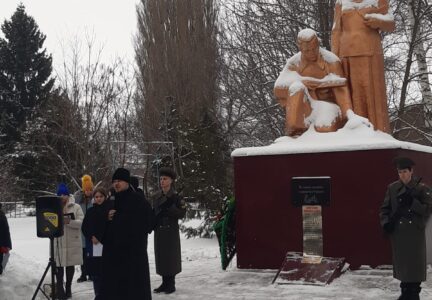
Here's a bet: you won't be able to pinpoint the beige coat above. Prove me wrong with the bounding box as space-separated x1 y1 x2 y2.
54 201 84 267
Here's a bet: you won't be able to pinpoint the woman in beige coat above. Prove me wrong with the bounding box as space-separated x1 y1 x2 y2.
54 183 84 299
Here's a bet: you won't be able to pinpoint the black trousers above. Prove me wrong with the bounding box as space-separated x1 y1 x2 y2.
163 275 175 288
0 253 3 274
56 266 75 287
80 247 87 277
92 275 102 299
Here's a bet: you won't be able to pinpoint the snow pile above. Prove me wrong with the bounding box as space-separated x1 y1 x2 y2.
275 48 342 90
297 28 316 41
231 122 432 157
365 12 394 22
305 100 341 128
0 254 42 299
338 0 379 11
319 48 341 64
2 213 432 299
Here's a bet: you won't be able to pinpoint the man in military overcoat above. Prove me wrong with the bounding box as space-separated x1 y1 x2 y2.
151 167 186 294
380 157 432 300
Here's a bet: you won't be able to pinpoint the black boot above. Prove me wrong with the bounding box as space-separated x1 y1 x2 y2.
65 266 74 298
406 283 421 300
397 288 408 300
65 283 72 299
164 276 176 294
55 282 67 300
77 264 87 283
153 277 166 293
55 267 67 300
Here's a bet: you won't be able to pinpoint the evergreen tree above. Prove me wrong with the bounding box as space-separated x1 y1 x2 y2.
0 4 54 201
0 4 54 150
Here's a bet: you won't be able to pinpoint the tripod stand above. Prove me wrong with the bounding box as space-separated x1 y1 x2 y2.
32 237 57 300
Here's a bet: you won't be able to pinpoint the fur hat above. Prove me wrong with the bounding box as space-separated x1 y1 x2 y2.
394 157 415 170
56 183 70 196
159 167 176 180
81 174 94 192
112 167 130 183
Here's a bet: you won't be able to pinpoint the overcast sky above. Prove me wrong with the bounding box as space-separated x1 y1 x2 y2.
0 0 139 68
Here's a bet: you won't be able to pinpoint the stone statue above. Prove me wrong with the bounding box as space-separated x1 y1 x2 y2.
274 29 365 137
332 0 395 133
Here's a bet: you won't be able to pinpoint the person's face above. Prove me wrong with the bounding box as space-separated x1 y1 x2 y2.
93 191 106 205
299 38 320 62
398 168 413 185
60 195 69 206
112 180 129 193
84 190 93 197
160 176 173 190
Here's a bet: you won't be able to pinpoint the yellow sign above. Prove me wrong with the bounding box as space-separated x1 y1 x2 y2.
43 212 59 228
44 227 50 232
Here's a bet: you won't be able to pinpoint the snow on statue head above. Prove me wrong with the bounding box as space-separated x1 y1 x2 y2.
297 29 320 63
297 29 318 44
274 28 371 137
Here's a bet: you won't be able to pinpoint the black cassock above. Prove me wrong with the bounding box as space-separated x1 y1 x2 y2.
101 187 154 300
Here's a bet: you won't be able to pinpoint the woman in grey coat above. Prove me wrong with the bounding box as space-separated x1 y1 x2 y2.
380 157 432 300
152 167 186 294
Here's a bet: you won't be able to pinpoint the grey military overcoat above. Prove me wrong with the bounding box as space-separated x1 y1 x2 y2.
380 178 432 282
152 188 186 276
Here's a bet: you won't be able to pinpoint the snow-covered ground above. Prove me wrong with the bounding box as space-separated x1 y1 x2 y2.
1 217 431 299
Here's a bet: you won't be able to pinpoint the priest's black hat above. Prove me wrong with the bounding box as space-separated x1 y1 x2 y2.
112 167 131 183
394 157 415 170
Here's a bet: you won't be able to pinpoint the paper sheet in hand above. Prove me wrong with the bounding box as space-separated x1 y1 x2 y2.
93 243 103 257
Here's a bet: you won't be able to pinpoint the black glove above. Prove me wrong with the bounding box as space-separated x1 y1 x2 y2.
383 222 395 234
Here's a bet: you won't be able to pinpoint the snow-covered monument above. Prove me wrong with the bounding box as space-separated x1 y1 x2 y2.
232 0 432 282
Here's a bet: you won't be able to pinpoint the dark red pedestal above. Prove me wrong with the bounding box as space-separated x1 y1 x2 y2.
233 148 432 269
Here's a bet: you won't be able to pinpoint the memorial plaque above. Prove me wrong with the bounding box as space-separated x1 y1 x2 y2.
272 252 346 286
302 205 323 257
291 176 330 206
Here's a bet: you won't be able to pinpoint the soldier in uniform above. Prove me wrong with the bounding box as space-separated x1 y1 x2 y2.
151 167 186 294
380 157 432 300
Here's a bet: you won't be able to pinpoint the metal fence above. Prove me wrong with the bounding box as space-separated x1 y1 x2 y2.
1 201 36 218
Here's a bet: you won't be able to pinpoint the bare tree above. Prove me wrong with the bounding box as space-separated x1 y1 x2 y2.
218 0 338 147
135 0 230 216
21 33 138 192
388 0 432 144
